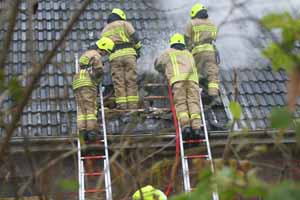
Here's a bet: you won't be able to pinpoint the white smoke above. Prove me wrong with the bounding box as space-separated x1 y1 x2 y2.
139 0 300 72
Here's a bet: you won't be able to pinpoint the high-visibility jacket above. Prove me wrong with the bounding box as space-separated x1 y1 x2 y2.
73 50 103 90
132 185 167 200
155 48 199 85
185 18 217 55
101 20 138 61
72 69 96 90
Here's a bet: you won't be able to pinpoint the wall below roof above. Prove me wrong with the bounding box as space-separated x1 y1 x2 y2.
1 137 299 199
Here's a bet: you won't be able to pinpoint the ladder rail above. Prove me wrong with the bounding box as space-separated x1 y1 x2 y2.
199 89 219 200
167 83 191 193
100 84 113 200
178 125 191 192
199 89 215 172
75 53 85 200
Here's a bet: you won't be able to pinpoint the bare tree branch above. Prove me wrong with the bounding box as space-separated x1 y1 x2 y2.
0 0 93 160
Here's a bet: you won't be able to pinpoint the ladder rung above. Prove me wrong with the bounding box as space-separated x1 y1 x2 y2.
183 139 206 144
81 155 105 160
144 83 167 87
185 155 208 159
85 188 105 193
84 172 103 176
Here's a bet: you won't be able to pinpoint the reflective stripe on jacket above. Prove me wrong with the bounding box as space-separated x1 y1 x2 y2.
192 24 217 43
102 25 131 43
72 69 96 90
109 48 137 61
168 50 198 85
192 43 215 55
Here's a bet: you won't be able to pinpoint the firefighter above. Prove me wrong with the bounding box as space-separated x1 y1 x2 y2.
72 48 105 142
101 8 142 109
154 33 203 139
132 185 167 200
185 3 220 100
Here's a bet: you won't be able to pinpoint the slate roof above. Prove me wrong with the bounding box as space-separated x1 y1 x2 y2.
220 67 290 130
0 1 292 137
0 0 173 137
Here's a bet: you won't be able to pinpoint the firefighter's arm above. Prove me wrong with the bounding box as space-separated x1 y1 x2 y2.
125 22 142 56
88 56 104 84
154 56 165 74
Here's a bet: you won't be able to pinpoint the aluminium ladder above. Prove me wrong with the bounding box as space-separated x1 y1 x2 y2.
167 86 219 200
145 83 219 199
75 54 113 200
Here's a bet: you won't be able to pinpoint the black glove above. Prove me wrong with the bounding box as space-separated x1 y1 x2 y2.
136 49 141 59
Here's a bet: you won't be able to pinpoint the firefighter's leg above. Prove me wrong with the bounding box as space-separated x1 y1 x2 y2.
206 51 220 97
187 81 201 129
187 81 204 139
194 53 207 82
173 81 191 139
125 56 139 109
85 88 99 141
111 59 127 109
75 88 87 141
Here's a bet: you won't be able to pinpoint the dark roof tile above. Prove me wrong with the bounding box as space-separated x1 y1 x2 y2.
263 94 276 106
276 82 287 93
246 94 258 107
241 82 253 94
255 94 267 107
272 94 285 106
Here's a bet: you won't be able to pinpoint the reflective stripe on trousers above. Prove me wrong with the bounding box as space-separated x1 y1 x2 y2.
115 96 139 104
77 114 97 121
208 82 219 89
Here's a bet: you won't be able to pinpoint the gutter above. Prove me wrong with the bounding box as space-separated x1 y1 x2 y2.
3 129 296 153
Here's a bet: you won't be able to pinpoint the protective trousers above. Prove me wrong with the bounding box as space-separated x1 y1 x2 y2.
74 87 98 132
194 51 219 96
173 81 201 129
110 55 139 109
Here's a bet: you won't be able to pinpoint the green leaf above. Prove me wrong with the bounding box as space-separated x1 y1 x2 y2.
262 43 295 72
229 101 241 120
270 107 293 129
261 12 292 29
57 179 79 191
266 182 300 200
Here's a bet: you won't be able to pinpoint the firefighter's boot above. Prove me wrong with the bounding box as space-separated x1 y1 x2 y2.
192 128 205 140
182 126 192 140
85 131 99 142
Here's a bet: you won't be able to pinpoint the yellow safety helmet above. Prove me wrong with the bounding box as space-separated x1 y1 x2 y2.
169 33 185 46
190 3 207 18
96 37 115 53
111 8 126 20
132 185 156 200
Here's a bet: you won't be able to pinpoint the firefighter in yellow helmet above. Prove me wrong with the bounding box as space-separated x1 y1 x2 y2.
72 42 110 142
101 8 142 109
155 33 203 139
185 3 220 100
132 185 167 200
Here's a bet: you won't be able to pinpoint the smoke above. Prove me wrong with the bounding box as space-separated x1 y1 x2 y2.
139 0 300 72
